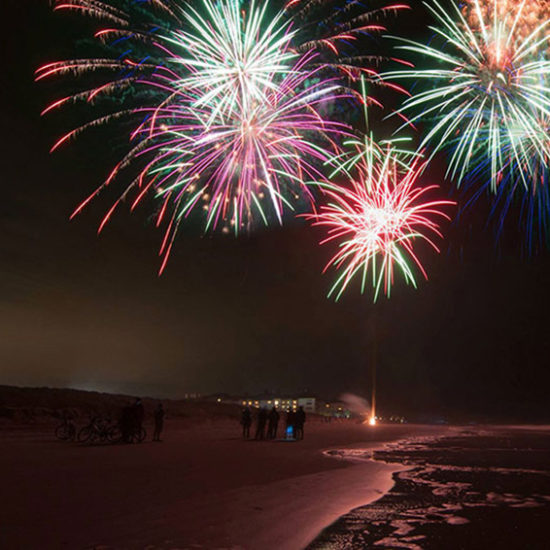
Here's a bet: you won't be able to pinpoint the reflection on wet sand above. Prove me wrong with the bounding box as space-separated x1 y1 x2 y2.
311 426 550 549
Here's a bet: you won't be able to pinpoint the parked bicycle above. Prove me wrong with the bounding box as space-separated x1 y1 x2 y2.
77 416 121 444
120 424 146 444
55 415 76 441
131 425 146 443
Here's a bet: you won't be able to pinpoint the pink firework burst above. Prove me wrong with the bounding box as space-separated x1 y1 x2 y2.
307 135 454 301
36 0 350 273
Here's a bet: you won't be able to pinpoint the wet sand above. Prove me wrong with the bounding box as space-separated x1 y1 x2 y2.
0 420 447 549
309 425 550 549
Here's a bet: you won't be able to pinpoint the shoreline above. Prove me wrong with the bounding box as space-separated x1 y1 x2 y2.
308 425 550 549
232 437 417 550
299 430 452 549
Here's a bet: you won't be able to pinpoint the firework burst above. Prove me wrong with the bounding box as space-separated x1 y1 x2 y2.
168 0 297 123
306 121 453 301
384 0 550 194
132 54 347 266
37 0 348 271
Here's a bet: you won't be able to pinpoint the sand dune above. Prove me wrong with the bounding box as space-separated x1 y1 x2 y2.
0 385 240 426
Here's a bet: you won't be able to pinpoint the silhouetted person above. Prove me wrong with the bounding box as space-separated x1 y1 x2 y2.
255 407 268 440
241 407 252 439
286 409 295 439
153 403 164 442
295 406 306 440
133 398 144 440
267 407 279 439
120 403 134 443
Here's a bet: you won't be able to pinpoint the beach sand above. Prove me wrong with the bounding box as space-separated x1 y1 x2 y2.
0 420 448 549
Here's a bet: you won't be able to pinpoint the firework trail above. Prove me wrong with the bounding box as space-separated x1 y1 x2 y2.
467 110 550 251
306 83 453 301
284 0 411 106
37 0 348 271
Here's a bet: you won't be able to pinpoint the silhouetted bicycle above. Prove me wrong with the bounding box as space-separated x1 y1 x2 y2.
131 426 146 443
78 417 120 444
118 425 146 444
55 418 76 441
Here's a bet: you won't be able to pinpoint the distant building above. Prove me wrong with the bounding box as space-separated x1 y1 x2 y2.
237 395 316 413
183 393 202 400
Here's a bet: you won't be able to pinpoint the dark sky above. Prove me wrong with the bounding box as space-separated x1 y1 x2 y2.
1 1 549 420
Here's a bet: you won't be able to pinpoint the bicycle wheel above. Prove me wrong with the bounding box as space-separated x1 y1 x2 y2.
77 426 93 443
55 425 70 441
107 425 122 443
68 424 76 441
136 427 146 443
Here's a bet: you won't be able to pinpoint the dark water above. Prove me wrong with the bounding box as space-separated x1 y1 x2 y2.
308 426 550 549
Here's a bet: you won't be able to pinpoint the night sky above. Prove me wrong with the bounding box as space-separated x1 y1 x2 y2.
1 0 549 420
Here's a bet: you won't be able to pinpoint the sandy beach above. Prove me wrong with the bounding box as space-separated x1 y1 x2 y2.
0 419 448 549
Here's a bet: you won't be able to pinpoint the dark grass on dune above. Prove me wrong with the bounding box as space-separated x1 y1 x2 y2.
0 384 242 426
309 427 550 549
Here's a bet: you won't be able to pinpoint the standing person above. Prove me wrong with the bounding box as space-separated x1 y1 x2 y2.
267 406 279 439
241 406 252 439
295 405 306 440
153 402 165 442
255 407 268 440
120 402 133 443
133 398 144 441
285 409 295 439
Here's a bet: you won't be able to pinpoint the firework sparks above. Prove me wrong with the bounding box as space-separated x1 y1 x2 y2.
169 0 297 123
462 0 550 48
138 53 347 248
284 0 409 70
284 0 411 104
37 0 348 271
468 110 550 251
306 117 453 301
384 0 550 194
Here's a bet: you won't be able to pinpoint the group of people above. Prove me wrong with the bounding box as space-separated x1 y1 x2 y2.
241 406 306 441
120 398 165 442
